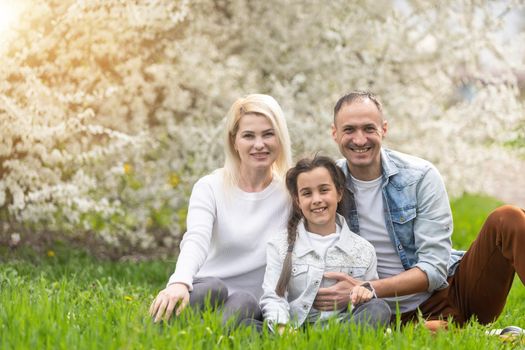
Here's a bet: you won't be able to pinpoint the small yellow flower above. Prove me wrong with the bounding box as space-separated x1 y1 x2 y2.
47 250 55 257
169 173 180 188
123 163 133 175
124 295 133 301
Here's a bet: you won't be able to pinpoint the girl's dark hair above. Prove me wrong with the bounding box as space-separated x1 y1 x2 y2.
274 155 347 297
333 90 383 123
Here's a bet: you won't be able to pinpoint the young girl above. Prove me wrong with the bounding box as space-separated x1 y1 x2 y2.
259 155 391 333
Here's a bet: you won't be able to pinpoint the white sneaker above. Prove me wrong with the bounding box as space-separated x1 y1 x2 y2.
486 325 525 336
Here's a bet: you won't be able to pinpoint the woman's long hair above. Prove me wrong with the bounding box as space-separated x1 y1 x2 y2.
274 155 346 297
223 94 292 188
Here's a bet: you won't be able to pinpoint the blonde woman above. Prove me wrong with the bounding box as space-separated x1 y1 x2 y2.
149 94 292 326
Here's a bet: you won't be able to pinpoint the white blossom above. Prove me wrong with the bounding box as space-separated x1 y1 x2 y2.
0 0 523 251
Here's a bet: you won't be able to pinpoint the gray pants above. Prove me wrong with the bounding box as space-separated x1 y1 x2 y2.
340 298 392 326
190 277 262 326
242 298 391 332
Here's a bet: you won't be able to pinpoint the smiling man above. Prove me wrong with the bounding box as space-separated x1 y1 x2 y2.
314 90 525 326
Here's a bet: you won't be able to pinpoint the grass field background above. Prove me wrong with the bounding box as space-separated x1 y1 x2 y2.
1 194 524 349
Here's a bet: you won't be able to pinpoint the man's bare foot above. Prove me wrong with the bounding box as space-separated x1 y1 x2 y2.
423 320 448 333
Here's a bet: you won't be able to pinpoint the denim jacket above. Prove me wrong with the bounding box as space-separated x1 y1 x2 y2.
337 148 463 293
260 214 378 327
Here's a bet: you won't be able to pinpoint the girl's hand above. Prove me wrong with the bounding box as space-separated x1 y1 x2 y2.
149 283 190 323
274 324 296 335
350 285 373 306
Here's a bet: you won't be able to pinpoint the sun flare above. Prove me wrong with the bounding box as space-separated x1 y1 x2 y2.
0 0 25 35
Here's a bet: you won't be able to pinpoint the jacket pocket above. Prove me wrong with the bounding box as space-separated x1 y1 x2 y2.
330 266 368 280
390 206 416 224
390 206 416 248
347 267 368 279
334 266 367 280
288 264 310 300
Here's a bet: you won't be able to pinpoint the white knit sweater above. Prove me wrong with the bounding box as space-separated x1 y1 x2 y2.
168 169 290 299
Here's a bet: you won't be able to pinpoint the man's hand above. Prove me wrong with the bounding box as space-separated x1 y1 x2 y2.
313 272 361 311
149 283 190 323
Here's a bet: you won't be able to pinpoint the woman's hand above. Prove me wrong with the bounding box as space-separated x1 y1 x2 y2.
149 283 190 323
349 284 373 306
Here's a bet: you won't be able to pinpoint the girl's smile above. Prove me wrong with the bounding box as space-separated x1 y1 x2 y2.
296 167 342 236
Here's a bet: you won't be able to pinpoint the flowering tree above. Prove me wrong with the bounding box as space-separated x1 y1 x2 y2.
1 0 523 253
231 0 525 195
0 0 250 251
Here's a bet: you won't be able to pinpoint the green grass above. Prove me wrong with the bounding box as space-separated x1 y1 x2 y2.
450 194 504 250
1 194 524 349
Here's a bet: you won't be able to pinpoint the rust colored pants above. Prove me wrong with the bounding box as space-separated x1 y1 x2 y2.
400 205 525 325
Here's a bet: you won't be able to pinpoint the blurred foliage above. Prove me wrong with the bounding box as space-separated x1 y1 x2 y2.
450 194 504 250
0 0 523 255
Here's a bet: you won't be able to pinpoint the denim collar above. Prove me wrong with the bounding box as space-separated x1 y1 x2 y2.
338 147 399 191
380 147 399 179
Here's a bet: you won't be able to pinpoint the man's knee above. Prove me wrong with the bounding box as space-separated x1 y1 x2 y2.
486 205 525 232
488 205 524 223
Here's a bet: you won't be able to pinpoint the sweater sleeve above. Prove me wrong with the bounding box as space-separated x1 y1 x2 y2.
167 176 216 290
260 236 291 325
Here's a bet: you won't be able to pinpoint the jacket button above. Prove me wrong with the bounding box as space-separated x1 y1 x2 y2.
303 304 308 309
400 217 405 222
314 280 320 285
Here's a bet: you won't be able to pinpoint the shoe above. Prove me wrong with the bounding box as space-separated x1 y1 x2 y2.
486 326 525 344
501 326 525 335
486 325 524 336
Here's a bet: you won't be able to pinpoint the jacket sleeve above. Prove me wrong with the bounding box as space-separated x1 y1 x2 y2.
167 176 216 290
259 237 291 325
413 165 453 292
363 246 379 281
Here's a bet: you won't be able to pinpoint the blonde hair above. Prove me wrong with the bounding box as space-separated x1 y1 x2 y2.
223 94 292 186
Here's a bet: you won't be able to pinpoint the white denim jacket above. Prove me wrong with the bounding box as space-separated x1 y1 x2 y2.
260 214 378 327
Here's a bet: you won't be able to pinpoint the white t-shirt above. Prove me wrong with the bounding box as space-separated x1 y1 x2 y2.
352 175 430 313
305 225 342 320
168 169 290 299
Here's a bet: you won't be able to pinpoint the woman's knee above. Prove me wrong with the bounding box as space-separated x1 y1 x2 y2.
224 292 261 319
191 277 228 307
205 277 229 305
221 291 261 327
227 292 259 310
